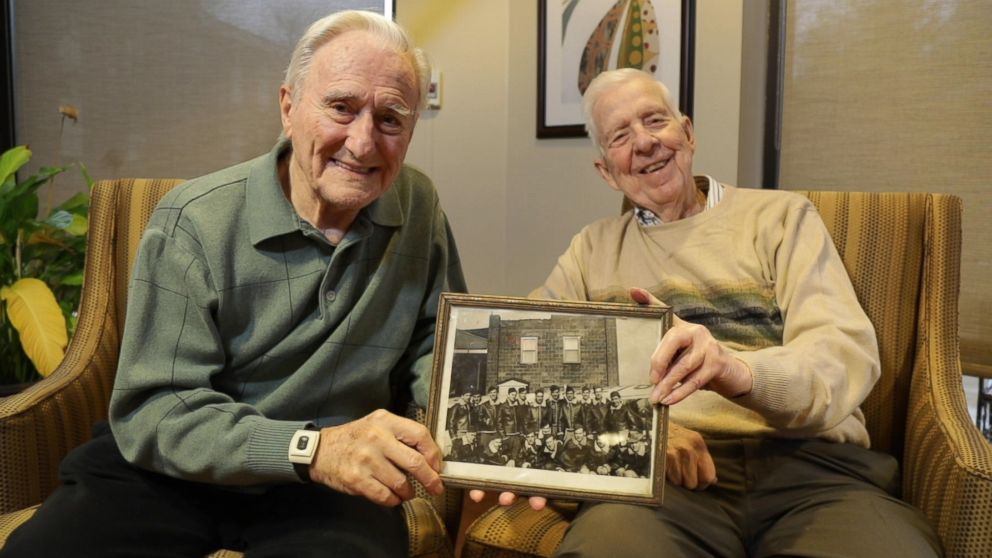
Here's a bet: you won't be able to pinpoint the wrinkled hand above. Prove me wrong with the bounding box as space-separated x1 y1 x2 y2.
468 489 547 511
309 409 443 507
666 423 717 489
629 287 753 405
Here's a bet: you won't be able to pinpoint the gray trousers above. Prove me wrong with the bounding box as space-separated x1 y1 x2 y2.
555 438 942 558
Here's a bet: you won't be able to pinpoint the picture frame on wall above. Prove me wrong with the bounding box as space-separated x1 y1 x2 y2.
537 0 696 138
427 293 671 506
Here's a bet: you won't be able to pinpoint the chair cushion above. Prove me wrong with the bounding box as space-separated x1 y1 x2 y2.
0 504 39 548
404 496 455 558
462 500 578 558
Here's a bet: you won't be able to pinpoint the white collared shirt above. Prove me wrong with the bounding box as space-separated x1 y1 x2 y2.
633 175 724 226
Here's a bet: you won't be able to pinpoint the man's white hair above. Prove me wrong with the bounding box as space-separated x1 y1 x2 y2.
582 68 681 153
284 10 430 111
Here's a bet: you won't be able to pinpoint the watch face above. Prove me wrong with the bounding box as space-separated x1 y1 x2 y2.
289 430 320 464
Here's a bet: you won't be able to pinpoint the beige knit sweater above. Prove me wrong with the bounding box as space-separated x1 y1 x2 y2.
531 182 880 447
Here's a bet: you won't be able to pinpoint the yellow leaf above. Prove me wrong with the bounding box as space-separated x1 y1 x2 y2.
0 278 68 377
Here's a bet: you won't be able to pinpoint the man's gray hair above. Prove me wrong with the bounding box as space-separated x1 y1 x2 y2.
582 68 681 153
284 10 430 111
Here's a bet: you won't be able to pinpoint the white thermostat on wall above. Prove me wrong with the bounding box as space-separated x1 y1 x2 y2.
427 69 442 110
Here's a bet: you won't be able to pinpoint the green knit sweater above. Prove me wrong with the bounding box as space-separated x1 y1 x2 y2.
110 141 466 486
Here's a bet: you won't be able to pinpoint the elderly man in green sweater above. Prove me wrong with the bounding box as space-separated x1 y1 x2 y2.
473 68 941 557
1 10 464 558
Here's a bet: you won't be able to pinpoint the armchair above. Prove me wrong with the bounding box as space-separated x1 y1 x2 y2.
0 178 460 557
462 191 992 558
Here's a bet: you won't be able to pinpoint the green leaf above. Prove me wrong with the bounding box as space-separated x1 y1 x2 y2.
5 190 40 224
0 146 31 190
6 166 65 199
78 162 94 188
46 209 74 229
60 272 84 286
52 191 90 213
65 214 88 236
43 211 88 236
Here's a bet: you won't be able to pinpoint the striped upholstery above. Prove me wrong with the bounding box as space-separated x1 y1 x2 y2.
463 192 992 558
0 179 458 557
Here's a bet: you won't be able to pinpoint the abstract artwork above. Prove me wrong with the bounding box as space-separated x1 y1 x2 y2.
538 0 694 138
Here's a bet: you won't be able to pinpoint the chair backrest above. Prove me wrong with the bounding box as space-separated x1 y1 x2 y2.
796 191 961 459
98 179 186 340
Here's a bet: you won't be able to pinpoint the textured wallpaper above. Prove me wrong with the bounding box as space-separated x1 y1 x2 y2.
779 0 991 371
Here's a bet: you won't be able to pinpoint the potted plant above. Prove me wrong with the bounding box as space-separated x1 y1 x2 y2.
0 145 91 392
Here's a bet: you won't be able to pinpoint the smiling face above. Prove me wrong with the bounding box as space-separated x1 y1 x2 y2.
279 30 419 233
591 74 697 221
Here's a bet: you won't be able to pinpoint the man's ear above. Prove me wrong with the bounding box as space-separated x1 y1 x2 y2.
594 159 621 192
279 85 294 138
681 115 696 152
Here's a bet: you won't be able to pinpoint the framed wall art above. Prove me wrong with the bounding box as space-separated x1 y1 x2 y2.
537 0 696 138
427 293 671 505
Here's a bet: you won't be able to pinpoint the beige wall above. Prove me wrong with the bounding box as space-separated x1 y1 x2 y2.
400 1 745 296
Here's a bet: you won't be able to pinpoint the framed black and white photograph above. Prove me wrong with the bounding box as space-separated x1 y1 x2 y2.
427 293 671 505
537 0 696 138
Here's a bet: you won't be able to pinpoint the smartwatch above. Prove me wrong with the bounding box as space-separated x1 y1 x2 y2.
288 427 320 481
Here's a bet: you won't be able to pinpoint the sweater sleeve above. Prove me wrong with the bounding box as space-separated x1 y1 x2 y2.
529 230 591 301
731 202 880 434
403 206 468 410
109 226 307 486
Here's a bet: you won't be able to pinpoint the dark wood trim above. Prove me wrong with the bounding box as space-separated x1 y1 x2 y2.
0 0 15 153
761 0 785 189
679 0 695 120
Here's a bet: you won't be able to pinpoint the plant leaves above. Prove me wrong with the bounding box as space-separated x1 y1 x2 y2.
60 271 84 286
26 229 68 249
52 191 90 213
46 209 74 229
4 190 39 226
0 278 68 377
78 162 94 188
0 146 31 191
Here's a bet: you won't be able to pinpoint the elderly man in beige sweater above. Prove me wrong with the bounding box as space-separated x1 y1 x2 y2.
473 68 941 558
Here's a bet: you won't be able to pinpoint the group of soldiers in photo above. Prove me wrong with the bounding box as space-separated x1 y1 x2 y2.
444 384 653 478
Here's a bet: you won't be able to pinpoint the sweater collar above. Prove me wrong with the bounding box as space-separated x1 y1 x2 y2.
634 175 723 226
247 140 404 246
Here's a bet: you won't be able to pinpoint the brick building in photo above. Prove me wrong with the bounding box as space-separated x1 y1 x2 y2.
485 314 619 392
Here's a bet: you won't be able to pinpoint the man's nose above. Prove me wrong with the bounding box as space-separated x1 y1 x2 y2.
345 111 376 158
632 125 660 153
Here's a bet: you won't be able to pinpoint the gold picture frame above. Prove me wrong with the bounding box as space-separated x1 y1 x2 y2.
427 293 671 506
